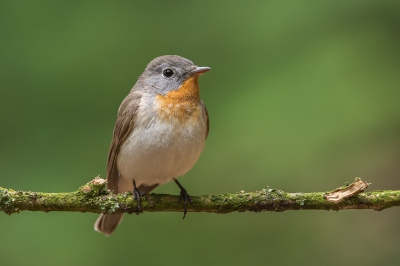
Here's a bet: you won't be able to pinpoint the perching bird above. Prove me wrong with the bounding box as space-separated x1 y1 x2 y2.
95 55 210 235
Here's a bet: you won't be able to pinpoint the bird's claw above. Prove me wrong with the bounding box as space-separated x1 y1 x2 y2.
177 189 193 219
133 182 143 214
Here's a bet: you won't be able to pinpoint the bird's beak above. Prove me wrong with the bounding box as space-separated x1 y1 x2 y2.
190 66 211 76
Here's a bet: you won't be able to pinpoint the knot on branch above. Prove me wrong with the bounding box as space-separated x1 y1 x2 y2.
78 176 108 197
324 177 370 203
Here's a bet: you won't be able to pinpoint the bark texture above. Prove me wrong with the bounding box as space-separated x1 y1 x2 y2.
1 177 399 215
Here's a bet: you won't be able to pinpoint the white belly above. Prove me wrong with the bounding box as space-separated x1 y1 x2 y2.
117 114 206 186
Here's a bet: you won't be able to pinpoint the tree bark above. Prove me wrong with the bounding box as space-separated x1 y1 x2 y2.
1 177 399 215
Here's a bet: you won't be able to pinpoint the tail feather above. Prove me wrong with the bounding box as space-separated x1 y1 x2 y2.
94 181 159 236
94 213 124 236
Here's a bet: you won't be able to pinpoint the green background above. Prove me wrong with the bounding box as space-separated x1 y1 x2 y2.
1 1 400 265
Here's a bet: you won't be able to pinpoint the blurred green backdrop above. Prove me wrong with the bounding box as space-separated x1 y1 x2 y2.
1 1 400 265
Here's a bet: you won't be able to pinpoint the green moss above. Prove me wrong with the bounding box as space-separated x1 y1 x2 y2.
77 177 108 197
1 178 400 215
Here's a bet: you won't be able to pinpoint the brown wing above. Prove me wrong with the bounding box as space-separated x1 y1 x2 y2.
200 100 209 140
107 91 142 193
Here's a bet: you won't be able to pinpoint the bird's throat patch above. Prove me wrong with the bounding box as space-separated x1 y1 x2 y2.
156 76 202 123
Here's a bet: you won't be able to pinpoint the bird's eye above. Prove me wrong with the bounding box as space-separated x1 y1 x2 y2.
163 69 174 78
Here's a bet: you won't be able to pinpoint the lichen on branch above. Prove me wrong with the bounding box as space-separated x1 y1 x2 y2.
1 177 400 215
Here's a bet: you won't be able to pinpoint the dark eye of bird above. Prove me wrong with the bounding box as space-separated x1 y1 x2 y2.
163 69 174 78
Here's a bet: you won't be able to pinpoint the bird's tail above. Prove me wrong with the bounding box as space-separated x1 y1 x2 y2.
94 213 124 236
94 179 158 236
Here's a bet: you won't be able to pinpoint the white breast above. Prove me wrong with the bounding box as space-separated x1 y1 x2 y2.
117 98 207 186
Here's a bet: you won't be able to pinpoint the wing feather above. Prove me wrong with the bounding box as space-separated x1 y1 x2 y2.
106 92 142 193
200 100 209 140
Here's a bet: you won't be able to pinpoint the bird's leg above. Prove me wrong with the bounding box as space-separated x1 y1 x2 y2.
132 180 142 213
173 178 193 219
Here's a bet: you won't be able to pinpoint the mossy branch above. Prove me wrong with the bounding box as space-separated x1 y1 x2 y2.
1 177 399 215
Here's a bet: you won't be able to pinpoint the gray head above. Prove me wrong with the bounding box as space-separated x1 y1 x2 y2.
138 55 210 95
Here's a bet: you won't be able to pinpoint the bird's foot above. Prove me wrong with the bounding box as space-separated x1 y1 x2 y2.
174 179 193 219
177 188 193 219
133 181 143 214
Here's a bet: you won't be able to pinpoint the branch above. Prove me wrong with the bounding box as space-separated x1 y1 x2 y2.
1 177 399 215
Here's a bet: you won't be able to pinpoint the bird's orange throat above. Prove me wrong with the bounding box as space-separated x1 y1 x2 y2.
156 76 202 123
160 76 200 102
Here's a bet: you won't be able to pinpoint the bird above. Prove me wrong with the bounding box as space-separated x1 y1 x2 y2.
94 55 210 235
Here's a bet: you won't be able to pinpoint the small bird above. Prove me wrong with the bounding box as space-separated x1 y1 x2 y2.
94 55 210 235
